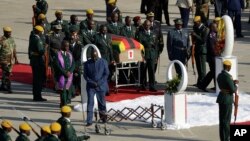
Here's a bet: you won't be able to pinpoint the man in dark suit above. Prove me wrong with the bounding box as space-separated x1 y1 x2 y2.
80 9 99 32
227 0 244 38
217 60 239 141
84 49 109 126
107 13 123 35
120 16 137 38
51 10 69 33
155 0 171 25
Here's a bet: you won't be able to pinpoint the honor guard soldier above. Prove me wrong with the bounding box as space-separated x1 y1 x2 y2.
167 19 190 77
32 0 48 25
45 122 61 141
217 60 239 141
80 9 99 32
35 125 51 141
0 27 18 93
16 123 31 141
0 120 13 141
36 14 51 35
191 16 209 88
51 10 69 33
57 106 90 140
28 25 47 101
136 20 158 92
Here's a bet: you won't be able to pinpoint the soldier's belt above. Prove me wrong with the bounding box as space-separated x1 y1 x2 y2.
31 52 40 56
220 89 230 94
175 47 187 51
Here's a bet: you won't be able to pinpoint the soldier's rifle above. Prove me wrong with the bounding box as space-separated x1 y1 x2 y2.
234 86 239 124
12 107 41 138
0 117 20 135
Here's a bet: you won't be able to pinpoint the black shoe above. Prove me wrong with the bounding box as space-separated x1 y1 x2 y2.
210 87 216 90
149 88 157 92
83 135 90 140
198 86 208 92
141 86 146 91
8 89 13 94
86 123 92 127
33 98 47 101
236 34 244 38
167 23 171 26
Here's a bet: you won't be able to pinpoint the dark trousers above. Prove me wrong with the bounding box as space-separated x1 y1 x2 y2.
86 89 106 124
219 104 232 141
200 58 215 89
179 7 190 28
228 10 242 36
31 58 45 100
195 54 206 86
214 0 227 17
141 59 155 89
140 0 147 13
155 0 170 24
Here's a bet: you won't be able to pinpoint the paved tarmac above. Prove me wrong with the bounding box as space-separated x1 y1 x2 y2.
0 0 250 140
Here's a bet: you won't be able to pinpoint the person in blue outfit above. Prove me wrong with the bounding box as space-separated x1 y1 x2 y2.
167 18 190 77
84 49 109 126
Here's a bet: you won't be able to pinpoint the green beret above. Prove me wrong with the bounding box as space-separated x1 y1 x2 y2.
69 25 79 33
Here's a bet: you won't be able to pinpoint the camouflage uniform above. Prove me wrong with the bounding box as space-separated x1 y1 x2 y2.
0 35 16 92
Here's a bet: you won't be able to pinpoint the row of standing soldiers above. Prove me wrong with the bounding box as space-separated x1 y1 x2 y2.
0 106 90 141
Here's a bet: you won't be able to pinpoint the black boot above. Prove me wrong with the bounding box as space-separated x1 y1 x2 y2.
7 82 12 93
0 83 7 91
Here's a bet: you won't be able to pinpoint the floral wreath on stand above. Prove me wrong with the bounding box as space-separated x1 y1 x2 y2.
165 76 180 95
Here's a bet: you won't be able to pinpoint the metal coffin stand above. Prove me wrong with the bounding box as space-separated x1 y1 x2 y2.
113 49 143 93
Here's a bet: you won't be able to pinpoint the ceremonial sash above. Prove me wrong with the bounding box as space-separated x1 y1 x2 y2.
57 51 73 90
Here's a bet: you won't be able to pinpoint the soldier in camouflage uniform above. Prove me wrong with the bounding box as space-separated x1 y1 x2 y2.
80 9 99 32
0 27 18 93
0 120 13 141
57 106 90 141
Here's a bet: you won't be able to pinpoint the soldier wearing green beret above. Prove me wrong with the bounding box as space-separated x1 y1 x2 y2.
0 27 18 93
57 106 90 141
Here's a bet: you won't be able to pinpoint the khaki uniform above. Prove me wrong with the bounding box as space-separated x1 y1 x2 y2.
0 36 16 90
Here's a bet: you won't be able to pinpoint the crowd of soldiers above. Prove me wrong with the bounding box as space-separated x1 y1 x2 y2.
0 106 90 141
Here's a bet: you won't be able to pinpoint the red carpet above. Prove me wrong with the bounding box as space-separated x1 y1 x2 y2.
233 121 250 125
1 64 164 102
